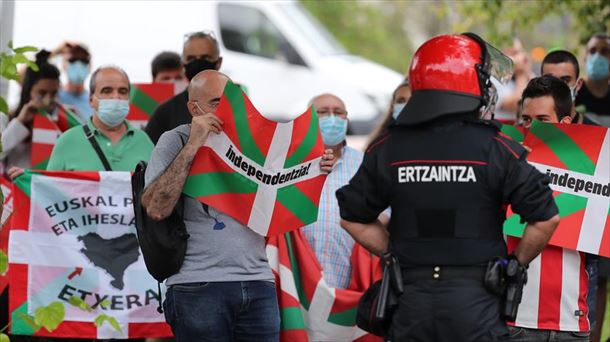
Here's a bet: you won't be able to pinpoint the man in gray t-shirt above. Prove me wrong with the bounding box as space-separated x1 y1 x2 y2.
142 70 335 341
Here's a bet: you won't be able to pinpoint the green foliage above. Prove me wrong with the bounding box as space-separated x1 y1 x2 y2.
0 333 9 342
34 302 65 332
68 296 93 312
17 312 41 332
0 40 39 114
301 1 412 73
0 250 7 275
94 314 122 333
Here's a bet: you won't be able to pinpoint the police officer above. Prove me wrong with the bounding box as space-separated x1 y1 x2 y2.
336 33 560 341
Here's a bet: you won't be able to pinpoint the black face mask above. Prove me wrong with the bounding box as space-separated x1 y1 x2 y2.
184 58 218 80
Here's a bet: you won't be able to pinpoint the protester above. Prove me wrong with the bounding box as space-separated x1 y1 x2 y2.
505 75 590 341
301 93 374 288
151 51 185 83
575 33 610 127
1 50 61 179
366 78 411 149
337 33 559 341
145 31 223 144
46 65 153 171
494 38 536 124
54 42 94 120
141 70 335 341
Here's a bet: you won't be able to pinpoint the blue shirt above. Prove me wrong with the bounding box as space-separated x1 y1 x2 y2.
59 89 93 120
302 146 363 288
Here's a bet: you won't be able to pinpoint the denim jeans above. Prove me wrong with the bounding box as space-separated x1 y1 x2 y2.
164 281 280 342
507 326 590 341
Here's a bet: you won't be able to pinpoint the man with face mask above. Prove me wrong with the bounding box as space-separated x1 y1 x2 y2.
47 65 153 171
575 33 610 127
145 31 223 144
55 42 94 120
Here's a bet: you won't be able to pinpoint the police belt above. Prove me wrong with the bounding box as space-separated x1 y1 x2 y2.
402 265 486 283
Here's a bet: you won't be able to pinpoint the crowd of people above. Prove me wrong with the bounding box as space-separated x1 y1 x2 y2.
0 29 609 342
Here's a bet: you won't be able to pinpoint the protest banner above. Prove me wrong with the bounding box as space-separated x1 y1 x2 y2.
9 171 171 338
183 81 327 236
504 121 610 257
31 105 82 170
267 230 382 341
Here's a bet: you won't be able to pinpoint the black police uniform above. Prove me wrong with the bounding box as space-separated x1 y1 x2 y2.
336 115 558 341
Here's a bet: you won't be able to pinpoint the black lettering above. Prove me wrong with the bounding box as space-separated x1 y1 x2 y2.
593 183 602 194
233 155 242 168
68 218 78 230
95 196 107 207
123 197 133 207
145 289 160 306
240 161 248 172
574 179 585 192
603 184 610 197
45 205 56 217
54 201 69 214
567 177 576 189
558 173 568 187
126 295 143 310
247 165 256 177
549 172 559 185
92 294 109 309
279 174 286 183
108 196 118 207
58 284 77 301
128 216 136 226
111 295 124 310
77 289 93 301
585 181 593 192
226 145 233 158
52 224 62 236
262 174 271 184
69 197 81 210
82 196 94 208
255 170 263 181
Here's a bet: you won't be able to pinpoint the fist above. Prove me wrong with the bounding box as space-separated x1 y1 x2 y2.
319 149 336 174
188 114 224 148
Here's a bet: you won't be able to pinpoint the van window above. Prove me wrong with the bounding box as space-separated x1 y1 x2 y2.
219 3 306 67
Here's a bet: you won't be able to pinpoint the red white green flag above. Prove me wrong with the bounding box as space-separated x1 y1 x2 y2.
500 124 526 143
266 230 382 341
504 121 610 257
31 105 82 169
0 176 13 293
8 170 172 339
127 83 181 129
183 82 327 236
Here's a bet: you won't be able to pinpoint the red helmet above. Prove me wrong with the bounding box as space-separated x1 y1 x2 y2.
398 33 513 125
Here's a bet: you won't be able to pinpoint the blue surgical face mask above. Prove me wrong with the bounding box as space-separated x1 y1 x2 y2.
96 98 130 127
392 103 406 120
586 53 610 81
67 61 89 85
319 115 347 146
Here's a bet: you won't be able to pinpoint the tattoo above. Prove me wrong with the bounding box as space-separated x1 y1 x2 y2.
143 143 197 218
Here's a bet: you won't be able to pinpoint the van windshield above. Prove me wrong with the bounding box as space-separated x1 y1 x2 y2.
278 2 346 56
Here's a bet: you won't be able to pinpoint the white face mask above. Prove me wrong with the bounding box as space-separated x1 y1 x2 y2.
568 85 578 102
392 103 406 120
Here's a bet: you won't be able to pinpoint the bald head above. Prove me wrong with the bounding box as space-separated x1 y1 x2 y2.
187 70 229 116
310 93 347 117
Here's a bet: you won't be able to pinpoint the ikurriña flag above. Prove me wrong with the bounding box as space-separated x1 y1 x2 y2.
183 81 327 236
266 230 382 341
127 83 181 129
504 121 610 257
8 170 171 339
31 105 82 169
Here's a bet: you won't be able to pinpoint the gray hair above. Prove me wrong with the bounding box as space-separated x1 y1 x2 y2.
89 65 131 94
183 31 220 56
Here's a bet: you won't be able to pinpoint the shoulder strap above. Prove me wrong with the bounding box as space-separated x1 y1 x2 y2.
83 125 112 171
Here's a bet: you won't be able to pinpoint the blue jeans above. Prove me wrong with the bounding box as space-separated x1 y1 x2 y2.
507 326 590 341
164 281 280 342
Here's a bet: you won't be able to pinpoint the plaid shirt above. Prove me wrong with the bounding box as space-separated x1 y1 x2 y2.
302 146 363 288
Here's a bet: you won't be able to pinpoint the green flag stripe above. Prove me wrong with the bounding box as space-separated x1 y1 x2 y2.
11 302 36 335
284 233 311 310
32 159 49 171
504 193 588 237
14 171 34 197
277 185 318 225
328 307 357 327
531 122 595 175
225 84 266 166
501 125 524 142
284 109 319 168
183 172 257 197
129 86 159 117
63 107 81 127
280 307 306 330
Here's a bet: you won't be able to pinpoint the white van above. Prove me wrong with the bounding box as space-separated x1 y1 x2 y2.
5 0 403 133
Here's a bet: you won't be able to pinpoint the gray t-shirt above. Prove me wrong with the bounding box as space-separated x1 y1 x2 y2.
145 124 274 285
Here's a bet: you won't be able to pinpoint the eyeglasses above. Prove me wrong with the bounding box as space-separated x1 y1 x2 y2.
317 108 347 118
183 30 217 43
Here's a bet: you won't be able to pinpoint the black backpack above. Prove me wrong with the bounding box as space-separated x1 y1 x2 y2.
131 161 190 309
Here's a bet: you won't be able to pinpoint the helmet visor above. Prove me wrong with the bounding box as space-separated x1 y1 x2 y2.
485 42 513 84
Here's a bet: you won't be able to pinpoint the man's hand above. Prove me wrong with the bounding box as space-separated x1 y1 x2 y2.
17 98 43 126
319 149 335 174
187 114 223 148
8 166 24 180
